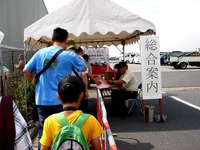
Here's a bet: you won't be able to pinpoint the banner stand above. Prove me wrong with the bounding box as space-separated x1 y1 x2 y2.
140 35 164 123
142 99 164 123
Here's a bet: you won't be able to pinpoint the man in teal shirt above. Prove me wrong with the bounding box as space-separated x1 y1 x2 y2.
23 27 86 149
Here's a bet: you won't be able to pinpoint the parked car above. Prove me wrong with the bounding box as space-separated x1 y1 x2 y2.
160 54 168 65
121 53 135 63
127 54 135 64
133 54 141 64
169 51 200 69
109 56 120 60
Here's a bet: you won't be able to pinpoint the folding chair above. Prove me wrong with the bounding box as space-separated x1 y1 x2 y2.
127 83 142 114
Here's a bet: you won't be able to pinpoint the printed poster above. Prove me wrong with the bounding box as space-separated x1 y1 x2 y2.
140 36 162 99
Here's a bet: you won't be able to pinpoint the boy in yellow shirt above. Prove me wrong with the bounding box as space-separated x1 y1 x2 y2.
40 75 104 150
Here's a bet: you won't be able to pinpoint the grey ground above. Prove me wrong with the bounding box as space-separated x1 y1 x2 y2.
33 64 200 150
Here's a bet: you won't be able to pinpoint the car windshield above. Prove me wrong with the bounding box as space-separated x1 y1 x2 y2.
134 54 140 58
125 54 130 57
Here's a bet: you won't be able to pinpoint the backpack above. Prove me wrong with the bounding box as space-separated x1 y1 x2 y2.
52 113 90 150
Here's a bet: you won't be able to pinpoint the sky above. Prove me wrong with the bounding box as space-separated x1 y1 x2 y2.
44 0 200 56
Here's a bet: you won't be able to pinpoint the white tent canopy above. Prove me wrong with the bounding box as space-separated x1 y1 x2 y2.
24 0 156 50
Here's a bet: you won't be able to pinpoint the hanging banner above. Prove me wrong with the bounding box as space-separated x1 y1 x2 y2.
84 47 109 64
140 36 162 99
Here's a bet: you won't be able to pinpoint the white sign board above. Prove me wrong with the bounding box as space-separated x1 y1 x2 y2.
84 47 109 64
140 36 162 99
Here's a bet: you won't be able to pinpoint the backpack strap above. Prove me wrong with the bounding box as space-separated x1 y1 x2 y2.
54 113 70 127
54 112 90 128
73 113 90 128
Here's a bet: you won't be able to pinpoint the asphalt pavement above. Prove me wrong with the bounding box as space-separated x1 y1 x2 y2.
33 64 200 150
92 64 200 150
87 92 200 150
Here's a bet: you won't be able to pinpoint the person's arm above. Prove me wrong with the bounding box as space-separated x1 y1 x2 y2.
90 137 102 150
5 71 9 78
82 74 89 99
88 116 104 150
73 54 87 72
14 64 19 69
82 64 87 72
23 53 37 81
41 145 51 150
87 72 101 85
107 79 125 85
15 60 24 69
23 69 34 82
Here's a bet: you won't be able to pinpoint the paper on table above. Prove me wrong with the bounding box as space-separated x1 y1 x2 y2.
97 79 111 89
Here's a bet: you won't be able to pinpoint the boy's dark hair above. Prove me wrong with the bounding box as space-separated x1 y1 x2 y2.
118 61 128 68
69 47 76 50
58 75 84 103
83 54 89 60
52 27 68 43
114 64 119 69
75 47 83 54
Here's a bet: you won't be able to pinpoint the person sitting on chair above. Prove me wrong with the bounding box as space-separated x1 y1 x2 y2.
113 63 122 80
107 62 138 115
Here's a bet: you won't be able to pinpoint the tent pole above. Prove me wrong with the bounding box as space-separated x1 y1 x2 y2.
0 46 6 96
111 41 123 54
122 40 125 61
0 31 6 96
29 37 41 51
24 43 28 121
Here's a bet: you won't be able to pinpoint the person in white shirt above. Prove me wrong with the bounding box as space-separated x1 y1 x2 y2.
107 62 138 115
67 45 90 113
83 54 101 85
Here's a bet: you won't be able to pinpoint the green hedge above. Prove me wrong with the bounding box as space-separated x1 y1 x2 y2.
6 72 36 121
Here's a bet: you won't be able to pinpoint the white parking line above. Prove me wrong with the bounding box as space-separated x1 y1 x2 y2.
170 95 200 111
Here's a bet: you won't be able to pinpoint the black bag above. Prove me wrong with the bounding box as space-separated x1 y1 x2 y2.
72 69 86 94
72 69 88 113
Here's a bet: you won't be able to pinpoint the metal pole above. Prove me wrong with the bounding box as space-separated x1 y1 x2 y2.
111 41 123 54
0 31 6 96
0 47 6 95
106 47 109 71
24 43 28 121
12 50 14 72
122 41 125 61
